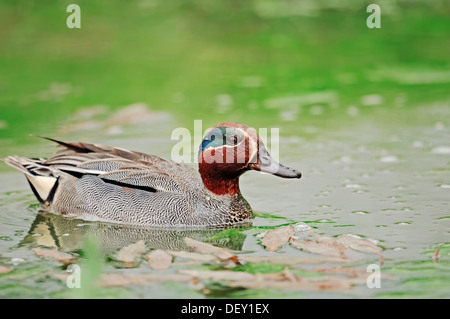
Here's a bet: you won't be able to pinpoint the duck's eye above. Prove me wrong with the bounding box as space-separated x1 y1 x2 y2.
227 135 239 146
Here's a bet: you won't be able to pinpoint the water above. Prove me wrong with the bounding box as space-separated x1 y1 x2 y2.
0 102 449 298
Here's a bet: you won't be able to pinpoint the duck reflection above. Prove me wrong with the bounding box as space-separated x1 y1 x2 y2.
21 211 250 255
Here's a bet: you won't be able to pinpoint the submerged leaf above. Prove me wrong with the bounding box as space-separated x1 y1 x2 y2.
179 269 255 282
147 249 172 270
314 266 397 281
240 255 352 265
184 237 239 264
262 225 295 251
289 238 345 257
336 235 382 254
33 248 76 265
116 240 147 266
227 273 352 291
289 234 384 262
283 267 301 283
0 265 12 274
169 250 217 262
432 248 440 262
97 273 191 287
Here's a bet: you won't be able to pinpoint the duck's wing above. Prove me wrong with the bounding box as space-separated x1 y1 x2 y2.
39 137 194 193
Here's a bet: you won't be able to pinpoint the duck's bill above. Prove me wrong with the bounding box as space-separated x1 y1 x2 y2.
249 146 301 179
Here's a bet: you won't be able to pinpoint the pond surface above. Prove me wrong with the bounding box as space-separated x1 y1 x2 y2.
0 0 449 299
0 101 449 298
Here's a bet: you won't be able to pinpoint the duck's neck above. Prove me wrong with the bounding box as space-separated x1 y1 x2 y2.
199 165 241 196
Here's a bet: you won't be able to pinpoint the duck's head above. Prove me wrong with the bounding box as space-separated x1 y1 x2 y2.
198 122 301 196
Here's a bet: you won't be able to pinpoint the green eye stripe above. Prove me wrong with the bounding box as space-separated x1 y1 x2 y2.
201 127 244 152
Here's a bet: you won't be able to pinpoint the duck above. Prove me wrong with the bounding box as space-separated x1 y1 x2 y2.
4 122 301 228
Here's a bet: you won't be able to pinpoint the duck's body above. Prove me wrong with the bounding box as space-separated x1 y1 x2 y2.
4 122 301 228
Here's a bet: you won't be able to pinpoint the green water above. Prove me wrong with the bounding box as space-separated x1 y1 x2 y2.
0 0 449 298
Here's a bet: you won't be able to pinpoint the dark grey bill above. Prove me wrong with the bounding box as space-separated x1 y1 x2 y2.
249 143 301 179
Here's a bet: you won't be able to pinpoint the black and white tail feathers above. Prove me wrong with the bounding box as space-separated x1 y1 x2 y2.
4 156 59 205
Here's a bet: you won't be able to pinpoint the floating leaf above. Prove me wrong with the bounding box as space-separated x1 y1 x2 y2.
184 237 224 255
147 249 172 270
0 265 12 274
334 235 384 264
179 269 255 282
184 237 239 264
168 250 217 262
283 267 301 283
314 266 368 277
240 255 352 265
115 240 146 267
33 248 76 265
96 273 191 287
289 238 346 257
337 235 381 254
262 225 295 251
433 248 440 262
314 266 397 281
227 273 352 292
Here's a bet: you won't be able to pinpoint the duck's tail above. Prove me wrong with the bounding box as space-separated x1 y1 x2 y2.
4 156 59 205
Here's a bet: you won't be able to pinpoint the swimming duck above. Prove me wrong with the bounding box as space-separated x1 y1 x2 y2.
4 122 301 227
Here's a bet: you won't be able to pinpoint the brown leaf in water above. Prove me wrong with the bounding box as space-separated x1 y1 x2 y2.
289 234 384 261
179 269 255 282
96 269 354 291
184 237 217 254
168 250 217 262
283 267 301 283
262 226 295 252
240 255 353 265
0 266 12 274
147 249 172 270
97 273 191 287
289 238 346 257
337 235 384 263
433 248 440 262
51 272 189 287
315 266 398 281
116 240 146 266
184 237 240 264
33 248 76 265
179 268 354 291
52 273 69 282
315 266 368 277
337 235 382 255
227 274 352 292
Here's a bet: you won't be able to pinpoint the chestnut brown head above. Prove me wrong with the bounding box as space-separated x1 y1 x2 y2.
198 122 301 196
